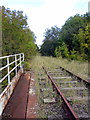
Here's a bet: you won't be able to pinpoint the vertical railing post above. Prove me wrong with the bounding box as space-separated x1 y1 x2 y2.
7 57 10 84
20 54 23 73
15 55 17 77
23 53 24 61
20 54 21 68
22 53 24 73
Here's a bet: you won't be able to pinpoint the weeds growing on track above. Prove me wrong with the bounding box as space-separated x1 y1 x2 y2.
27 55 88 118
30 55 88 80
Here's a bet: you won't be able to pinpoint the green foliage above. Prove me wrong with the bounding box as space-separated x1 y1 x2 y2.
40 40 58 56
69 50 79 60
71 23 90 60
40 26 60 56
55 42 69 58
40 13 90 60
43 26 60 42
55 12 90 60
2 6 37 60
23 61 30 70
59 14 86 50
72 29 85 53
85 23 90 60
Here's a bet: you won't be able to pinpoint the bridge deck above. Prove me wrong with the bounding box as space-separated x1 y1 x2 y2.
2 72 31 119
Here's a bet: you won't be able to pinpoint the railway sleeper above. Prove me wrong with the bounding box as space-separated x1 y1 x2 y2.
62 89 88 98
67 96 89 102
60 87 87 91
78 114 89 119
49 72 64 75
48 71 63 74
43 98 56 104
40 88 52 92
53 76 72 80
56 81 77 84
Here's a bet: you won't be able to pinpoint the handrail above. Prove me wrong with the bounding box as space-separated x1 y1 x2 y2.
0 57 23 71
0 53 23 59
0 53 24 89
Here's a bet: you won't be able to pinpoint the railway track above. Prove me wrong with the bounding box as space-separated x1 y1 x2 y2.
37 66 89 120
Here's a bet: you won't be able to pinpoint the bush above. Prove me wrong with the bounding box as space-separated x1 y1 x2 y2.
23 61 30 70
55 43 69 58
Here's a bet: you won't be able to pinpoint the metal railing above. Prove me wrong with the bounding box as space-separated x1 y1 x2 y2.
0 53 24 88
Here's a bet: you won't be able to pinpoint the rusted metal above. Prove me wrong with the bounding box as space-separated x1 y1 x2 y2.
59 66 90 86
43 66 79 120
26 72 38 119
2 72 31 119
0 69 22 117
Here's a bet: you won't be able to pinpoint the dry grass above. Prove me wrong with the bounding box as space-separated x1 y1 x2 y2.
29 55 89 118
30 55 88 80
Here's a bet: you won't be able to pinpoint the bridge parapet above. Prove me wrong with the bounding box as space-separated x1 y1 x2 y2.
0 53 24 116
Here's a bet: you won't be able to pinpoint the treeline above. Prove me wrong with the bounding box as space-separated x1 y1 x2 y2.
40 13 90 60
2 6 38 60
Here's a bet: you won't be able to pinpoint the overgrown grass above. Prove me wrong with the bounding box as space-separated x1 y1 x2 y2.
27 55 88 118
29 55 88 80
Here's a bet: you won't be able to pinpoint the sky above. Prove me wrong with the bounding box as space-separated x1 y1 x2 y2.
1 0 90 47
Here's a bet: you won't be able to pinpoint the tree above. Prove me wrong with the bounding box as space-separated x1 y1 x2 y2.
43 26 60 42
40 40 58 56
55 42 69 58
85 23 90 59
55 13 90 60
40 26 60 56
2 6 37 60
41 13 89 60
59 14 86 51
72 29 85 54
71 23 90 60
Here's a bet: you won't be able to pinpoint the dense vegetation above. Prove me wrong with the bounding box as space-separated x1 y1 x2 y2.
40 26 60 57
2 6 38 60
40 13 90 60
1 6 39 89
2 6 90 61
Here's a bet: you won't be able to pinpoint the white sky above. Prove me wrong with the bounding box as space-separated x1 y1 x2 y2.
1 0 90 47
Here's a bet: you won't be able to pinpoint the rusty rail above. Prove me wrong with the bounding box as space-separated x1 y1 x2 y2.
59 66 90 86
42 66 79 120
